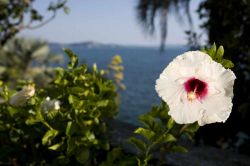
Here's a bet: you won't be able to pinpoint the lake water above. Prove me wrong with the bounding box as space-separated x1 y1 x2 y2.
51 45 188 124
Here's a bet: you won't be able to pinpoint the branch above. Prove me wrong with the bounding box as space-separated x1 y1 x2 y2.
22 11 57 30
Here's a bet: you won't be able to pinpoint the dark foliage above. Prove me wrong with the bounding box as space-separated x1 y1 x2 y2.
196 0 250 153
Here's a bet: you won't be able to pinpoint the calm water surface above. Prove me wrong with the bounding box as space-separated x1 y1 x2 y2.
51 45 188 124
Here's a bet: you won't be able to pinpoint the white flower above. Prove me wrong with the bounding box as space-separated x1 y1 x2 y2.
155 51 236 126
9 85 35 106
41 97 60 113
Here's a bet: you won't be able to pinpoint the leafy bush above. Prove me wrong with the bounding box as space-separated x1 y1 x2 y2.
0 44 235 166
129 102 199 166
0 49 118 165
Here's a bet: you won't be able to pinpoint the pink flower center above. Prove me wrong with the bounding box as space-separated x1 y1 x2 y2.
184 77 208 101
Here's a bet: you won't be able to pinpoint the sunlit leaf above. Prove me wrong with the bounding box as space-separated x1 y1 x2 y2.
216 45 224 60
49 143 63 150
64 48 78 69
208 43 217 58
134 127 155 141
42 129 59 145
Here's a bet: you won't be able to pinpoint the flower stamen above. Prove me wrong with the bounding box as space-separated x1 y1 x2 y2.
184 77 208 101
187 91 196 101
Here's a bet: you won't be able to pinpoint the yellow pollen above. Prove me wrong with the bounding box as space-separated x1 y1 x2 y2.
187 91 196 101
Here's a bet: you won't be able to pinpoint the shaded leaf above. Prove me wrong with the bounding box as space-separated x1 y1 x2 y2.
172 145 188 153
67 137 76 155
221 59 234 68
167 118 174 130
76 149 90 164
182 123 199 133
66 121 77 137
128 137 146 152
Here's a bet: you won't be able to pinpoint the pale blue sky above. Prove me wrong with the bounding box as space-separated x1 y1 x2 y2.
20 0 205 46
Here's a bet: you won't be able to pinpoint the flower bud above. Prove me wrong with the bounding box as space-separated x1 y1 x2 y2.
41 97 60 113
9 85 35 107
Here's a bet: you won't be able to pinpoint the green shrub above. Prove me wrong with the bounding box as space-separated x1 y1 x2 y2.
0 48 118 165
0 44 233 166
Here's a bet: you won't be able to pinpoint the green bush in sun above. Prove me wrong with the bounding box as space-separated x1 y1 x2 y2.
0 49 118 165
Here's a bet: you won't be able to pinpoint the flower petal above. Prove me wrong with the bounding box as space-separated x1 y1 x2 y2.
219 69 236 98
196 59 236 98
198 93 233 125
169 99 204 124
161 51 212 83
156 76 183 107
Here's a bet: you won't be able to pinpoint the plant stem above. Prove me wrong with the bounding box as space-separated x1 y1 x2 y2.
141 128 170 166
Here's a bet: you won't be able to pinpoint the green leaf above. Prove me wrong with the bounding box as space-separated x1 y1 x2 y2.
96 100 109 107
101 141 110 151
172 145 188 153
36 110 44 122
56 155 70 165
42 129 59 145
128 137 146 152
25 116 40 125
104 147 123 164
163 133 176 142
136 157 142 166
201 47 207 53
134 127 155 141
208 43 217 58
54 67 65 84
167 118 174 130
63 7 70 14
221 59 234 68
139 114 155 129
182 123 199 133
159 109 170 120
67 137 76 155
49 143 63 150
216 46 224 60
68 95 79 105
76 149 90 164
64 48 78 69
66 121 77 137
67 87 85 95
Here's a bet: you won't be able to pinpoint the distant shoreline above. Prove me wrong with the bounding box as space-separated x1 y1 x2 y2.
49 41 188 50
